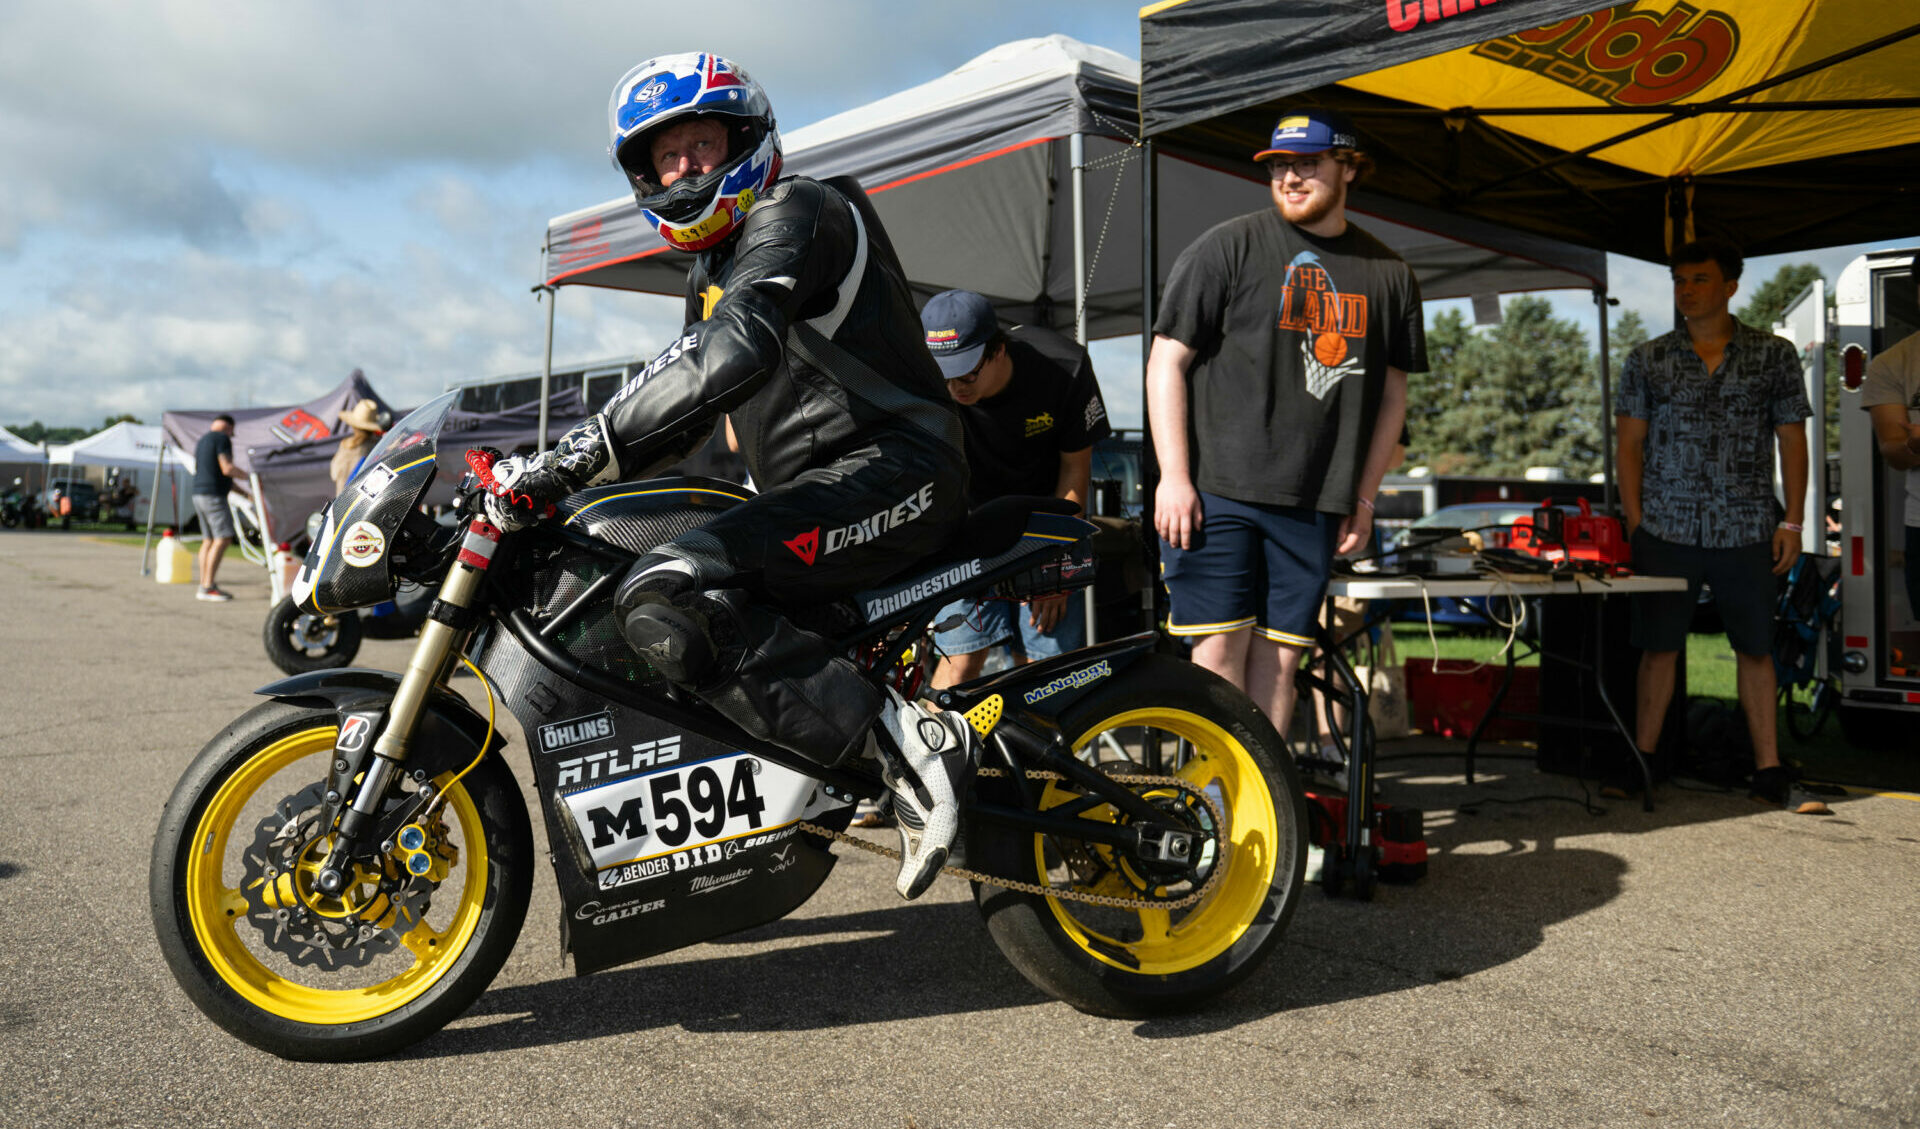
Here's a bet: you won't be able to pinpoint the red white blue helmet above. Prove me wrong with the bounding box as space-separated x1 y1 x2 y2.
608 53 781 253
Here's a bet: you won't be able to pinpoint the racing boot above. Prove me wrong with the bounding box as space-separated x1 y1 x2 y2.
869 688 979 900
615 555 719 686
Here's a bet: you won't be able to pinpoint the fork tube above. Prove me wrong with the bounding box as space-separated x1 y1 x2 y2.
371 520 498 763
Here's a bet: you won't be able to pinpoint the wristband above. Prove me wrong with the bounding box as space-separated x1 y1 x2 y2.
1778 522 1803 533
1357 497 1375 513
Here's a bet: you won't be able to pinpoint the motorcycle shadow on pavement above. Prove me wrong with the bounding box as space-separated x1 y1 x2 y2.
399 899 1045 1059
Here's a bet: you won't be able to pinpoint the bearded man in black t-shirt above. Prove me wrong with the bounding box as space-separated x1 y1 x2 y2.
1147 108 1425 751
920 289 1111 688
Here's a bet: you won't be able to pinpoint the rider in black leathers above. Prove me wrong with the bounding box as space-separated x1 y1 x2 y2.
482 53 977 899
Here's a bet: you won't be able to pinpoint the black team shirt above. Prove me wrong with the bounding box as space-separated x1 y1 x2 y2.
1154 208 1426 514
956 325 1111 502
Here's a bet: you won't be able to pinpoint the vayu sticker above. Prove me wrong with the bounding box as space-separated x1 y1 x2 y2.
537 711 615 755
340 521 386 568
1022 659 1113 705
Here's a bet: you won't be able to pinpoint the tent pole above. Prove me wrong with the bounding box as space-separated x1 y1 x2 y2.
1140 138 1159 627
1804 280 1827 555
140 439 165 576
1070 132 1097 643
1597 288 1615 515
537 285 556 454
1071 132 1089 345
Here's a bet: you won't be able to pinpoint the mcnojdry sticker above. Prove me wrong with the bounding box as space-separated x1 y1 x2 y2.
340 521 386 568
538 711 615 754
1022 659 1112 705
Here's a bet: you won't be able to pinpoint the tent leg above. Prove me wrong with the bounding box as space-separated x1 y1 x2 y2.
537 285 556 455
1597 289 1615 515
1139 139 1159 628
140 440 165 576
1070 132 1097 644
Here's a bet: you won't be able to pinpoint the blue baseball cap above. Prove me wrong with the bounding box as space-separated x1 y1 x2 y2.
1254 109 1359 160
920 289 1000 379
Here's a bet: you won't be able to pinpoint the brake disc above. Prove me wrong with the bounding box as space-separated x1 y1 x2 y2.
237 783 436 970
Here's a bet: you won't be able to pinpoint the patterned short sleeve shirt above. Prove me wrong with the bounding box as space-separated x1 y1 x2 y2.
1616 320 1811 548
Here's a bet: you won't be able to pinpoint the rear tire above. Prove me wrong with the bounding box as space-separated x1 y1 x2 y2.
972 654 1306 1018
263 596 362 675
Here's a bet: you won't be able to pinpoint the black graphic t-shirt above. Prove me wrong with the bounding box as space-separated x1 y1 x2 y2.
957 324 1111 501
1154 209 1426 513
192 430 233 497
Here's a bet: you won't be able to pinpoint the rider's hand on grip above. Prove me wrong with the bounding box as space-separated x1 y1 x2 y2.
469 446 567 532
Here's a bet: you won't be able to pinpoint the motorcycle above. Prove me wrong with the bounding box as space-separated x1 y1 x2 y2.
263 582 434 675
149 391 1306 1061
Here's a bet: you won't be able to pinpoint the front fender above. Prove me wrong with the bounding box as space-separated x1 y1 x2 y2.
255 666 509 780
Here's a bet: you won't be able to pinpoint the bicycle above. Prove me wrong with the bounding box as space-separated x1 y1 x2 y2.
1773 553 1842 741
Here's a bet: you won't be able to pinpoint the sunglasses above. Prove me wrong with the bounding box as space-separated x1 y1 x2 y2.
946 354 991 386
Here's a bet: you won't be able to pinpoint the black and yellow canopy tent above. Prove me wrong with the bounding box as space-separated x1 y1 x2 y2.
1136 0 1920 517
1139 0 1920 264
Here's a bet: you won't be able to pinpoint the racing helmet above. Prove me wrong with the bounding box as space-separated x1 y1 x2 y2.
607 52 781 254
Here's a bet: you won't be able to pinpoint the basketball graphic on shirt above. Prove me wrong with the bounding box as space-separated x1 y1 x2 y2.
1278 250 1363 400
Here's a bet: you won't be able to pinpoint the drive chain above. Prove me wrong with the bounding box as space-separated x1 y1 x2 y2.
801 768 1225 910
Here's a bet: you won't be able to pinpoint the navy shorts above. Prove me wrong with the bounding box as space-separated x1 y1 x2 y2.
1160 492 1339 649
1630 529 1778 656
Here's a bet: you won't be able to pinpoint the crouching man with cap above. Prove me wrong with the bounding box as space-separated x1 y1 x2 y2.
919 289 1112 688
1147 108 1424 758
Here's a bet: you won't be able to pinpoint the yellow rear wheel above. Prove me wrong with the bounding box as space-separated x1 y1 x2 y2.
972 654 1305 1017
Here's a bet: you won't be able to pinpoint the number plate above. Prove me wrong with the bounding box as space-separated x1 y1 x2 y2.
563 752 816 874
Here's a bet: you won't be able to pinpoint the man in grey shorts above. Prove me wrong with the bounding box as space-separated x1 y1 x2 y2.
190 415 245 602
1616 238 1822 812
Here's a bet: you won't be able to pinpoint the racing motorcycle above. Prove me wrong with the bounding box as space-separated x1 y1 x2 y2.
149 391 1306 1061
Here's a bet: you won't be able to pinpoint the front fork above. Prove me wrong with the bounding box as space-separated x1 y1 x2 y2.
315 517 501 894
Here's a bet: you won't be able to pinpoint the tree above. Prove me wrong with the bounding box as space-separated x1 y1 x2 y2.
1412 298 1603 479
100 413 143 428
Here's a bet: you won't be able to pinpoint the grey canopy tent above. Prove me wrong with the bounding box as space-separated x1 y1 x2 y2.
538 33 1604 359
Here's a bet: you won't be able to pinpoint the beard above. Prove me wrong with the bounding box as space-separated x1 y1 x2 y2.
1276 174 1347 228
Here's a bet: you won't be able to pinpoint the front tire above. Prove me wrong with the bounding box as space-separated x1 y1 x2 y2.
972 654 1306 1018
263 597 363 675
150 700 532 1060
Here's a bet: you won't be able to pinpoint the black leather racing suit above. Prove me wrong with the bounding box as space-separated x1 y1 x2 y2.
599 175 968 765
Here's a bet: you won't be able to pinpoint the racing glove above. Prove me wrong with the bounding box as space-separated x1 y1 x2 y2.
476 414 621 531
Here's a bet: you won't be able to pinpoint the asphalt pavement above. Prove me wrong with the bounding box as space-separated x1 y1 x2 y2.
3 532 1917 1128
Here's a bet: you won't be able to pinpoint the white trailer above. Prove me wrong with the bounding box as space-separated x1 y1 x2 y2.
1831 248 1920 748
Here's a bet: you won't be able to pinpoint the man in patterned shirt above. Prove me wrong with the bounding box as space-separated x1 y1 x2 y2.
1616 237 1821 812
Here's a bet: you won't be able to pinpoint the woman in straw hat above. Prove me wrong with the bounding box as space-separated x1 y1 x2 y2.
330 398 389 494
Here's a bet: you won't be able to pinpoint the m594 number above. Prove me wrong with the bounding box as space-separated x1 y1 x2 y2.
575 756 771 869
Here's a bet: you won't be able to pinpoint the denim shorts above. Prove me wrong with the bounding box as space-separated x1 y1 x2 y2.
933 593 1086 661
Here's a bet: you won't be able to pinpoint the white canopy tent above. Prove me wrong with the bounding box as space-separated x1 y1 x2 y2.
0 424 46 463
48 422 191 471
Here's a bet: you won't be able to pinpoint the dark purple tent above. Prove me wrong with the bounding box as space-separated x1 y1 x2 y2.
161 370 394 479
246 388 591 542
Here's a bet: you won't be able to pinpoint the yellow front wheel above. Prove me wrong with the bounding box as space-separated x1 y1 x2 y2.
150 700 532 1060
971 654 1306 1017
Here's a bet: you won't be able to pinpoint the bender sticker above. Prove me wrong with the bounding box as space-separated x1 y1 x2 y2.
1277 251 1366 400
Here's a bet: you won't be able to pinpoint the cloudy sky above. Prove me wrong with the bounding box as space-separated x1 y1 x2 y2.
1 2 1910 433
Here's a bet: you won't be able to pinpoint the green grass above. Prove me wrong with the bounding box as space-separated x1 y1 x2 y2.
1387 622 1918 792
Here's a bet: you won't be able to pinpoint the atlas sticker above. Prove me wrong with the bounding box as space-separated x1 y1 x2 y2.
1022 659 1113 705
340 521 386 568
557 734 682 787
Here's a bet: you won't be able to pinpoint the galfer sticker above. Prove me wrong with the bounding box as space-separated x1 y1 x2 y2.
340 521 386 568
564 752 815 876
